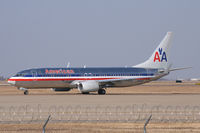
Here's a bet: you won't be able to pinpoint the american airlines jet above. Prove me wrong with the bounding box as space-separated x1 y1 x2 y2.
8 32 181 95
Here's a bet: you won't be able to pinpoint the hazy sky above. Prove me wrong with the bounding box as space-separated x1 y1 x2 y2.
0 0 199 79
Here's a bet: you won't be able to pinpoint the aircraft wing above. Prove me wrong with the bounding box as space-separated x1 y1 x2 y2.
98 77 151 88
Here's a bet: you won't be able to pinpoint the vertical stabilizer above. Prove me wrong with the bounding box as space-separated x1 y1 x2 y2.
134 32 173 69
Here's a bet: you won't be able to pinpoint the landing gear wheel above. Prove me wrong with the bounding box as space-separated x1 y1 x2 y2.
24 90 28 95
98 89 106 95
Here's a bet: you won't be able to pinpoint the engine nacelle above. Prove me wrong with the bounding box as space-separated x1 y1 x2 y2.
78 81 99 93
52 88 71 91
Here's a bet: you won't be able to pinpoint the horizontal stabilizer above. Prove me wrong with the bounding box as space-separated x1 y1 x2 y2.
169 67 192 72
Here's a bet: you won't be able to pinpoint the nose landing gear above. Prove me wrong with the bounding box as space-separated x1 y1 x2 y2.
24 90 29 95
18 87 29 95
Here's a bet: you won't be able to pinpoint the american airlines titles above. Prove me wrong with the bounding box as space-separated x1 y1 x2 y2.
45 69 75 74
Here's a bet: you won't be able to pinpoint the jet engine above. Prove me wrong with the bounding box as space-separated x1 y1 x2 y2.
52 88 71 91
78 80 99 93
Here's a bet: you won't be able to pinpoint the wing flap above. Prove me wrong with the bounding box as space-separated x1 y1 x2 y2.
98 77 152 88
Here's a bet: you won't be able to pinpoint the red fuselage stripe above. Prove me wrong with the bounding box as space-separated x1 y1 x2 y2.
8 77 151 81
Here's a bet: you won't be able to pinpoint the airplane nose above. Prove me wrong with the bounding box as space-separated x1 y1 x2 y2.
8 78 16 85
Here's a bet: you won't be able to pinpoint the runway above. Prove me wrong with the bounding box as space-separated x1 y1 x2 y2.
0 81 200 107
0 94 200 107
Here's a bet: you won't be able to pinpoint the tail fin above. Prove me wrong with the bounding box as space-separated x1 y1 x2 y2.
134 32 173 69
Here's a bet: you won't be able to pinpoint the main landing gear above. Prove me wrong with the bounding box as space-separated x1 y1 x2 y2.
98 88 106 95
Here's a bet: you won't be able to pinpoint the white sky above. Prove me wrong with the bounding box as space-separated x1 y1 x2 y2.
0 0 199 79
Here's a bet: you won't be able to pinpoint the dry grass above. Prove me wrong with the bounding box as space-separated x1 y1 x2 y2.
196 83 200 85
0 122 200 133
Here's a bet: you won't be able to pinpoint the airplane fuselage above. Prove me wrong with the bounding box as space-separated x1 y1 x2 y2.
8 67 164 89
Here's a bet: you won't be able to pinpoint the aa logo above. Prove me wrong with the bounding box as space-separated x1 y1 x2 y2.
154 48 167 62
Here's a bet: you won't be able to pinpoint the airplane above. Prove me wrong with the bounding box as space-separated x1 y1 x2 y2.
8 32 183 95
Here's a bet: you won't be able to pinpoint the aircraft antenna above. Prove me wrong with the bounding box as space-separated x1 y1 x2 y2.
67 62 70 68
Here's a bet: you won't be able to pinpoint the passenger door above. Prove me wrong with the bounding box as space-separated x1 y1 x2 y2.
32 71 37 81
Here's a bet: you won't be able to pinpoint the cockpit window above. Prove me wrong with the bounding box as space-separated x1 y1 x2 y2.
15 72 28 77
15 73 23 77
